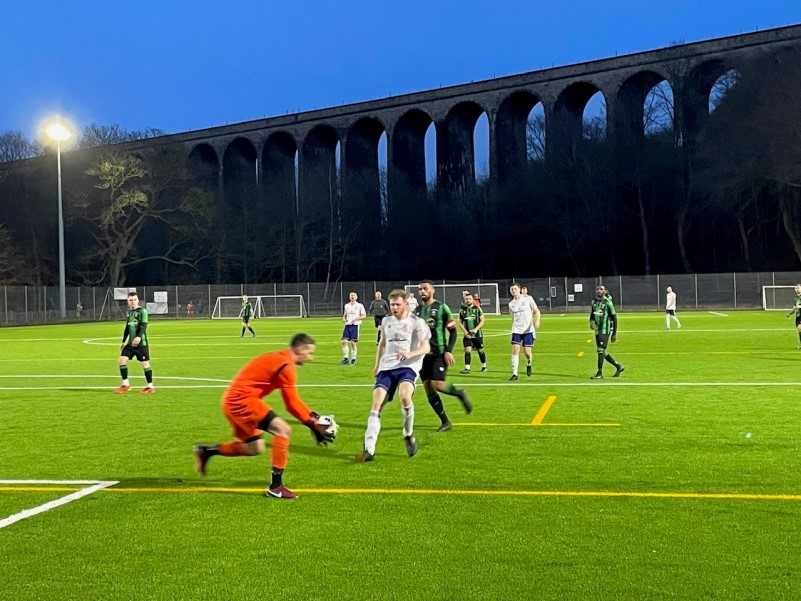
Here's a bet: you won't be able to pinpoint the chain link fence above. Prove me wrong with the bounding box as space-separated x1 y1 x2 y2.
2 272 800 326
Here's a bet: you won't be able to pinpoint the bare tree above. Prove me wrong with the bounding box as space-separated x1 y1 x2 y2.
0 130 43 163
526 113 546 161
72 149 213 285
0 223 34 283
77 124 166 149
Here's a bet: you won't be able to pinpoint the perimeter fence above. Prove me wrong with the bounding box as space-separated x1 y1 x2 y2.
2 271 800 326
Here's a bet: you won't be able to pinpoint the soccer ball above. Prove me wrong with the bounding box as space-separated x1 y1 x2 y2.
315 415 340 440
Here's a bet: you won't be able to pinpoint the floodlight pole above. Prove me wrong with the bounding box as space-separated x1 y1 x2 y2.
56 139 66 319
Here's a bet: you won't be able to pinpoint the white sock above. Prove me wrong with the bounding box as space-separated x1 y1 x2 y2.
122 379 130 386
364 411 381 454
511 354 519 376
666 314 670 329
342 345 349 359
401 403 415 438
145 383 154 389
674 316 681 328
352 348 358 360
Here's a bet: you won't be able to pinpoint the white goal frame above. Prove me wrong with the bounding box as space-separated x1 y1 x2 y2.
404 283 501 315
211 295 307 319
761 285 799 311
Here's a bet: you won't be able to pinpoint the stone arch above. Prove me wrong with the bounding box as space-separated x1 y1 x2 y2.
681 59 729 138
553 81 606 157
188 143 219 190
615 71 674 141
221 137 259 280
344 117 386 269
439 100 488 197
390 108 435 213
262 131 297 215
496 90 543 184
300 124 340 211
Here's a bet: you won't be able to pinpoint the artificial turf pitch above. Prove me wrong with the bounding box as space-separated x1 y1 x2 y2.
1 311 799 600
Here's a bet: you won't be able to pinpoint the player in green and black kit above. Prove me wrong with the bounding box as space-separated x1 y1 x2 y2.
115 291 155 394
459 293 487 374
416 281 472 432
589 285 624 380
785 284 801 349
240 295 256 338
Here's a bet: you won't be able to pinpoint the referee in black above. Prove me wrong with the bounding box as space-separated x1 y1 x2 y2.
368 291 390 344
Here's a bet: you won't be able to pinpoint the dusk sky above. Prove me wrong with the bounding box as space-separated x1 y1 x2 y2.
1 1 799 140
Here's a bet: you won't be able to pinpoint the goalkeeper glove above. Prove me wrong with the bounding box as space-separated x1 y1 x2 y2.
305 412 335 445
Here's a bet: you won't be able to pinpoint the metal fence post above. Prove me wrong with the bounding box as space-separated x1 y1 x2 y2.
733 272 737 309
695 274 698 309
619 275 623 309
656 274 660 309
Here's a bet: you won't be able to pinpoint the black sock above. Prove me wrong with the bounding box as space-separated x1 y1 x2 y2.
478 351 486 363
464 353 471 366
120 365 128 380
270 468 284 488
248 327 255 334
798 331 801 343
597 352 605 372
144 368 153 384
427 391 449 423
205 445 221 457
605 354 619 368
241 327 246 336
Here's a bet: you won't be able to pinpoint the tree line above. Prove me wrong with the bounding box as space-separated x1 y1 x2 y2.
1 48 801 287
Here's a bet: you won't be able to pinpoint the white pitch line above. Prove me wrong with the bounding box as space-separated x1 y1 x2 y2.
0 375 232 382
0 480 118 529
3 381 801 392
708 311 730 317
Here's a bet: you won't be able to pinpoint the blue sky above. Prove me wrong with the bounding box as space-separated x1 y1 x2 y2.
0 0 798 140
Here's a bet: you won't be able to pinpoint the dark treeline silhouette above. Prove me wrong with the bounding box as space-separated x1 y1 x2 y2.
1 50 801 287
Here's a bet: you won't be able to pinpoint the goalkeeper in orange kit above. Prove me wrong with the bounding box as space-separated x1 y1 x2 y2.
194 333 334 500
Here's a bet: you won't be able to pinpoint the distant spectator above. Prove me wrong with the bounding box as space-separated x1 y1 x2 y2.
197 300 204 315
76 302 83 318
187 301 195 315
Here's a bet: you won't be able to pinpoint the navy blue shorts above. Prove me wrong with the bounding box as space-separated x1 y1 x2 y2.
375 367 417 394
511 332 534 347
342 324 360 341
665 309 676 316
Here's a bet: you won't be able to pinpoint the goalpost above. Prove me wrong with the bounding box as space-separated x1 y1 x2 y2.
404 282 501 315
211 295 307 319
761 286 799 311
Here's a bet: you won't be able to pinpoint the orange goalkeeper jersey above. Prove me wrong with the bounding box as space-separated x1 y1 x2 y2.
223 349 313 424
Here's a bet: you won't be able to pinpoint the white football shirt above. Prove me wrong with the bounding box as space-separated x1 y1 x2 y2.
377 313 431 373
343 302 366 325
407 296 418 312
666 292 677 311
509 295 538 335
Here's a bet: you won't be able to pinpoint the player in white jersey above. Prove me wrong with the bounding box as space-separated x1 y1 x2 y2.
362 289 431 461
665 286 681 330
508 283 541 380
341 292 366 365
406 291 418 312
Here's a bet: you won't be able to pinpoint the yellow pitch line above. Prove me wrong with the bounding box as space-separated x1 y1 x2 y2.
578 351 585 357
539 423 620 427
532 395 557 425
586 338 592 343
452 422 618 427
2 486 800 501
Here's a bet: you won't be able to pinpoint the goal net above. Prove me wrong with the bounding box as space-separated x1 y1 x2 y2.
762 286 799 311
404 283 500 315
211 295 307 319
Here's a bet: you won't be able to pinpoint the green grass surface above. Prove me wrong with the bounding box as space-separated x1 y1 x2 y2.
1 311 800 600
